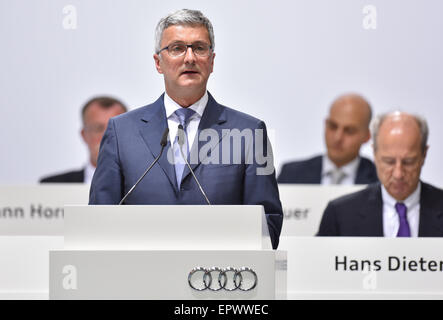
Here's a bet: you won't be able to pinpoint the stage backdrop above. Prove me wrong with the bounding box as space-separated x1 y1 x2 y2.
1 0 442 187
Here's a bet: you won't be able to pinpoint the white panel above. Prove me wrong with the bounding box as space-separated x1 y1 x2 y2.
279 184 366 236
0 236 64 299
49 250 286 300
64 205 272 250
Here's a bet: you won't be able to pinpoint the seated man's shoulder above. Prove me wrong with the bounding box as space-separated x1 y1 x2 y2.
277 155 323 183
282 155 322 169
40 169 84 183
329 183 379 208
360 155 374 163
355 156 378 184
359 156 377 169
422 181 443 201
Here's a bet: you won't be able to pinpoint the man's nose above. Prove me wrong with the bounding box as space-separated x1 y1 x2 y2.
392 161 404 179
183 46 196 63
334 128 344 142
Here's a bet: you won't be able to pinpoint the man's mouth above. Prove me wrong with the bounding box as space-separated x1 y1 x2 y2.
181 70 199 75
331 146 343 152
391 181 407 190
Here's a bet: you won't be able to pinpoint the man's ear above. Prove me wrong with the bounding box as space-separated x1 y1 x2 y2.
363 129 371 143
422 145 429 165
80 128 87 143
154 53 163 74
210 52 215 73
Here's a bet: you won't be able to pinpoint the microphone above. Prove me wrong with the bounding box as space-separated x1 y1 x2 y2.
177 124 211 205
119 127 169 205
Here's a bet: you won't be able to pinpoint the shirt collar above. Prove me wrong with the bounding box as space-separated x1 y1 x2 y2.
164 91 208 120
84 161 96 184
381 181 421 210
322 155 361 177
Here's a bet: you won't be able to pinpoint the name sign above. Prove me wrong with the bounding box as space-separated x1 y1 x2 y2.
279 237 443 299
0 185 89 235
278 185 365 236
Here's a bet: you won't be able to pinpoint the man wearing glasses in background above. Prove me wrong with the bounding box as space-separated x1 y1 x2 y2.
89 9 283 249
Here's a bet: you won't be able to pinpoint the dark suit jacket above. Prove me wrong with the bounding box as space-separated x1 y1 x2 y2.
317 182 443 237
277 155 378 184
40 169 84 183
89 92 283 249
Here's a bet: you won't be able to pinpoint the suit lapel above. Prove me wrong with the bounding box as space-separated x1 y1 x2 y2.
418 183 443 236
181 92 227 182
137 95 178 191
358 183 384 236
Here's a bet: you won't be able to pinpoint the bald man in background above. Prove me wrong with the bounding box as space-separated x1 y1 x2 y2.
318 111 443 237
278 93 378 185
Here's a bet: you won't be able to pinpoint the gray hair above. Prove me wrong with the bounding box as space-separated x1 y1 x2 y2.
371 111 429 154
154 9 215 54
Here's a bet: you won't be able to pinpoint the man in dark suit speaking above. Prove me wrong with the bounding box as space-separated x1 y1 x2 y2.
318 111 443 237
89 9 283 249
278 94 378 185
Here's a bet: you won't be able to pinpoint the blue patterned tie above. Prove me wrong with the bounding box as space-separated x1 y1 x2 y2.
173 108 195 188
395 202 411 237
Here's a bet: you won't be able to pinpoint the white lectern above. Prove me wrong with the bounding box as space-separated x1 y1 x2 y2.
49 205 286 299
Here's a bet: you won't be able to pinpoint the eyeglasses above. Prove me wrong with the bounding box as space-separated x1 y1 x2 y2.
158 41 213 57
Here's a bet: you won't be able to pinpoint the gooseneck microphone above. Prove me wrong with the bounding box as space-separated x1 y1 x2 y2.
177 124 211 205
119 128 169 205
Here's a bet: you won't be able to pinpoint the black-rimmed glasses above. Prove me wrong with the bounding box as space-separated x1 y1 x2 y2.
158 41 213 57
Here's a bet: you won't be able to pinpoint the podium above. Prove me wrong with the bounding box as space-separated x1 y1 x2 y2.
49 205 287 299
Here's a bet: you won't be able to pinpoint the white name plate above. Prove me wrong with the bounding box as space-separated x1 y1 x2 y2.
0 185 89 235
278 185 365 236
279 237 443 299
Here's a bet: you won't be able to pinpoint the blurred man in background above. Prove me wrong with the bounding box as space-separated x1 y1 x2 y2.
40 96 127 183
278 93 378 185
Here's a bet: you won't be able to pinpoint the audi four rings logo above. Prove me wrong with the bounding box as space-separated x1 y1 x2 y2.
188 267 258 291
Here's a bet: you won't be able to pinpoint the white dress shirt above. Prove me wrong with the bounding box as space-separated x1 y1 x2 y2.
84 161 96 184
164 91 208 155
321 155 360 185
382 182 421 237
